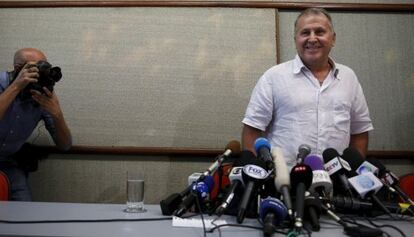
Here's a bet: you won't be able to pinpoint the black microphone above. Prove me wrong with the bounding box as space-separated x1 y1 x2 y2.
236 151 270 223
254 137 274 170
160 185 192 215
322 148 354 197
304 193 321 231
290 163 313 231
342 147 392 216
271 147 294 219
259 197 288 237
367 157 414 204
296 144 311 164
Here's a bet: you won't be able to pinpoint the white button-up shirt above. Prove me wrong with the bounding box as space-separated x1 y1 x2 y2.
242 55 373 168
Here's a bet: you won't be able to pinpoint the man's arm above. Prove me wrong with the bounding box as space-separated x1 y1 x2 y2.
31 88 72 150
0 64 38 119
241 124 264 155
349 131 369 158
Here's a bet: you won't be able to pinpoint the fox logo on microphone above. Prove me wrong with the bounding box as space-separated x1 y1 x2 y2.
243 165 269 180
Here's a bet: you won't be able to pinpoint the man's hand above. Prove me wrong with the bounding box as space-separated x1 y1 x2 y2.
31 87 63 119
13 62 39 91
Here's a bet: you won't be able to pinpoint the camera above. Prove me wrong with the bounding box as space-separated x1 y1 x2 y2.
24 60 62 94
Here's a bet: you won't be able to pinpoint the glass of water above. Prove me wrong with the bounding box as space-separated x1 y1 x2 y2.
125 172 146 213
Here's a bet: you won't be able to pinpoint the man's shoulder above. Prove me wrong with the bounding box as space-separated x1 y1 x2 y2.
334 62 357 76
263 60 294 77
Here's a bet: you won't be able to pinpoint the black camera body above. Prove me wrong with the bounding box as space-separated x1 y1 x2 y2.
24 60 62 94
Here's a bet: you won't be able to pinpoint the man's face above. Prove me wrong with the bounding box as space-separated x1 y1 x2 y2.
14 50 47 73
294 13 336 68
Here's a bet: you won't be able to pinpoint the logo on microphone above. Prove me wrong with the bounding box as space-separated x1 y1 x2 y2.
243 165 269 180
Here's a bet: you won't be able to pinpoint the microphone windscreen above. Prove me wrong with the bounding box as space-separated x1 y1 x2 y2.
226 140 241 155
290 164 313 191
367 157 387 177
271 147 290 189
254 137 271 154
322 148 340 163
342 147 364 170
234 150 258 167
304 155 324 171
259 197 288 225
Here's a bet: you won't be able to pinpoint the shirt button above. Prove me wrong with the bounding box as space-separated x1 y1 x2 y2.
10 130 14 134
2 144 5 147
16 115 20 119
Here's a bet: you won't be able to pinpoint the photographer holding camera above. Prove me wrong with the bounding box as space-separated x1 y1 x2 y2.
0 48 72 201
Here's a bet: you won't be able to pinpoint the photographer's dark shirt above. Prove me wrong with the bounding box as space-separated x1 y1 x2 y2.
0 71 56 160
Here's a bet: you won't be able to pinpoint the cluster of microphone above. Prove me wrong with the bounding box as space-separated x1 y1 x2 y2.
160 139 413 236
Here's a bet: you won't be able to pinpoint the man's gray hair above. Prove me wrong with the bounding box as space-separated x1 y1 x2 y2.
294 8 335 34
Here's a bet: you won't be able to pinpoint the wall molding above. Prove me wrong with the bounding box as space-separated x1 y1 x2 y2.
37 145 414 160
0 1 414 11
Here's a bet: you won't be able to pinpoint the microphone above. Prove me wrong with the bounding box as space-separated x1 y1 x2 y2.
259 197 288 237
173 175 214 217
160 185 192 216
303 154 333 209
367 157 414 204
322 148 354 197
271 147 294 219
290 163 313 231
342 147 392 216
304 193 321 231
236 152 270 223
296 144 311 164
304 155 333 196
203 140 241 177
254 137 274 171
215 167 243 216
215 151 254 216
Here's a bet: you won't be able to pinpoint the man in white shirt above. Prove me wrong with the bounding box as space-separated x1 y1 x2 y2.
242 8 373 168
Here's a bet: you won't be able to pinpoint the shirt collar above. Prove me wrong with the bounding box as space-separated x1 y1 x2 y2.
293 54 340 79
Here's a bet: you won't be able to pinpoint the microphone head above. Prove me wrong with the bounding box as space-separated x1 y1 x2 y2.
234 150 257 167
298 144 312 157
193 175 214 199
225 140 241 156
259 197 288 226
254 137 271 154
303 155 324 171
322 148 340 163
342 147 364 171
366 157 387 177
290 164 313 192
271 147 290 190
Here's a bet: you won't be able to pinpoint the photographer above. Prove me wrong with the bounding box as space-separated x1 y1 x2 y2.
0 48 72 201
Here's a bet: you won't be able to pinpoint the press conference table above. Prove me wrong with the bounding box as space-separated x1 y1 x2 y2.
0 201 413 237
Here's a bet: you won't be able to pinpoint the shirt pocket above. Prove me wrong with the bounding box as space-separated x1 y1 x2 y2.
333 100 351 134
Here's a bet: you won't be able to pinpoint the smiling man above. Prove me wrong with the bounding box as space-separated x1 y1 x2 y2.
241 8 373 168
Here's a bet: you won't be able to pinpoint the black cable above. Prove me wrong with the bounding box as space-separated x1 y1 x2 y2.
207 223 265 232
211 216 223 237
194 192 207 237
0 217 172 224
363 216 407 237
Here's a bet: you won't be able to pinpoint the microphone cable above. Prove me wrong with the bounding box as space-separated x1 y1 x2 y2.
363 217 406 237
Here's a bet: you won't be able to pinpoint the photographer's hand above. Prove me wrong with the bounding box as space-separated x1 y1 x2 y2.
31 87 72 151
13 62 39 91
